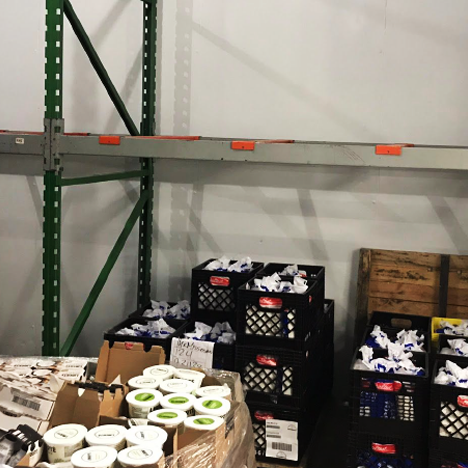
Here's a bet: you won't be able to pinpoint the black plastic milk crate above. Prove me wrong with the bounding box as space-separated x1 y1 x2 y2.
103 317 189 355
237 275 325 349
323 299 335 346
191 259 264 318
248 400 318 465
370 311 431 336
258 262 325 283
361 325 429 354
347 430 427 468
350 347 429 435
436 335 468 366
430 360 468 453
429 448 468 468
236 331 322 406
181 319 236 371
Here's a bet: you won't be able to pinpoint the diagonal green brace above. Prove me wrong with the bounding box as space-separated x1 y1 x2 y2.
60 190 150 356
64 0 139 136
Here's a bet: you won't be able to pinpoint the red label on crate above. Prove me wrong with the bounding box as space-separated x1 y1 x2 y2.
125 343 134 350
256 355 278 367
259 297 282 309
458 395 468 408
210 276 230 287
372 443 396 455
309 295 312 303
254 411 275 421
375 381 402 393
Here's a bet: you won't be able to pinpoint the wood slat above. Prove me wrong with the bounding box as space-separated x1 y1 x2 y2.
355 249 371 347
367 297 438 317
369 280 438 303
448 287 468 305
447 305 468 319
448 255 468 270
371 249 441 269
370 265 438 286
449 271 468 291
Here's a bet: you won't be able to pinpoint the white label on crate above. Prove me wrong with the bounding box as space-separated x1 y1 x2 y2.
265 419 299 462
170 338 214 369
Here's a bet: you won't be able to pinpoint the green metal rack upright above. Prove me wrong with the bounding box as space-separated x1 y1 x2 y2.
42 0 158 356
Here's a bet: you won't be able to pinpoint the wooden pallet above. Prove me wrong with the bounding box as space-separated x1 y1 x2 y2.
355 248 468 342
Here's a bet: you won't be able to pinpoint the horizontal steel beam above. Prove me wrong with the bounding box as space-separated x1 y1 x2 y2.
58 135 468 171
0 133 43 156
61 170 148 187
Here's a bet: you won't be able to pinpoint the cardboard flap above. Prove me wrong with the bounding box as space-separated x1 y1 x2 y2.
50 383 126 430
95 341 166 384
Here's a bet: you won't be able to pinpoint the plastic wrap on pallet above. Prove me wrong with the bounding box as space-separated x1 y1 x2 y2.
162 401 255 468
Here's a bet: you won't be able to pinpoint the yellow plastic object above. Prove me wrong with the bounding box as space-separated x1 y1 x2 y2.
431 317 465 349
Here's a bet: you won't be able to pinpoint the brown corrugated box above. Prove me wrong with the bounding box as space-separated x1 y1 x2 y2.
95 341 166 384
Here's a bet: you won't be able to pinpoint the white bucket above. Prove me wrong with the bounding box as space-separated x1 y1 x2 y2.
44 424 88 464
125 426 168 448
71 446 117 468
85 425 127 451
118 445 163 468
126 389 163 418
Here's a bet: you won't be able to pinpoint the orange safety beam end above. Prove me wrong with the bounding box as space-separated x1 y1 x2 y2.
231 141 255 151
375 144 414 156
99 135 121 146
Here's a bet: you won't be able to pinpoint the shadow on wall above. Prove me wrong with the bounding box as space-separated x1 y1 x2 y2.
174 0 193 135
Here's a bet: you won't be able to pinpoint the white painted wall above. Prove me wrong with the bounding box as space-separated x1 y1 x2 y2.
1 0 468 394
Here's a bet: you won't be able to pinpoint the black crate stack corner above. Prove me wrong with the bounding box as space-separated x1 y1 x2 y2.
347 312 431 468
189 258 264 370
430 331 468 468
235 263 334 464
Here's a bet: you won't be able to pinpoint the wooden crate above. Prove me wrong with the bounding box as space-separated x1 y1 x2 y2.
355 248 468 344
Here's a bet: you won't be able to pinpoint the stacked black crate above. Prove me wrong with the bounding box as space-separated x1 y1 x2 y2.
189 258 264 370
236 263 334 464
348 312 431 468
103 301 190 355
430 334 468 468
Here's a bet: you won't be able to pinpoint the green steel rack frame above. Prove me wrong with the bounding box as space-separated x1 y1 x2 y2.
43 0 157 356
2 1 468 356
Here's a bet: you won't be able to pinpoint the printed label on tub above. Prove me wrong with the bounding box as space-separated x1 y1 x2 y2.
170 338 214 369
265 419 298 462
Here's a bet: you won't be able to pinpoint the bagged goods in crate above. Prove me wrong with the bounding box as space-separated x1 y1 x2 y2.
204 256 253 273
350 346 429 433
251 273 308 294
184 321 236 345
355 345 425 376
365 326 426 352
142 300 190 320
435 361 468 388
440 338 468 358
116 319 175 339
435 320 468 337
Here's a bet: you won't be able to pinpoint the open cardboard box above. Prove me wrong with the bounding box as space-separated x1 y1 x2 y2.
95 341 166 384
17 339 251 468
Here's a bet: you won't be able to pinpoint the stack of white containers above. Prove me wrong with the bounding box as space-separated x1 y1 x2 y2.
42 365 233 468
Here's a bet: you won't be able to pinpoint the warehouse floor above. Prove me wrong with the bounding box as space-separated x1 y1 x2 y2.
307 398 349 468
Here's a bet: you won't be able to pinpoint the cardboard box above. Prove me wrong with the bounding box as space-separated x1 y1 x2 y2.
96 341 165 384
0 385 55 421
0 406 49 435
49 382 127 430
